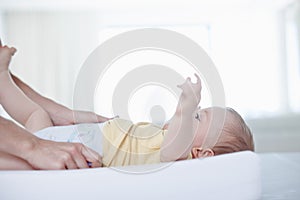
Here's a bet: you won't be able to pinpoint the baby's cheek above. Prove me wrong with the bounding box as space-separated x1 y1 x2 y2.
193 125 206 146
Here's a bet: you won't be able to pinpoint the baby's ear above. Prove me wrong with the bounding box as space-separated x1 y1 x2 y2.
192 148 214 158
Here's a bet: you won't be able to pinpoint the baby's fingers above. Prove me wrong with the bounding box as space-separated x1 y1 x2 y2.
193 73 202 89
177 77 191 89
194 73 200 83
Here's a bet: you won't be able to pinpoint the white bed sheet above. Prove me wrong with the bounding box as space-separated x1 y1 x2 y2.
0 151 261 200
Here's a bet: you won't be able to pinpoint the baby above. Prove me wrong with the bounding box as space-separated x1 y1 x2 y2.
92 105 254 167
0 45 254 168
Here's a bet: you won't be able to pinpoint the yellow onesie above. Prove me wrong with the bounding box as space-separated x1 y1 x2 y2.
102 118 192 167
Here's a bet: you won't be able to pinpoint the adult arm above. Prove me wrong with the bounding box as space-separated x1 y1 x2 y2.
0 116 102 169
160 74 201 162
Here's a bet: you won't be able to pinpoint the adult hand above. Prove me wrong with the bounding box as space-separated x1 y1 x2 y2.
23 138 102 170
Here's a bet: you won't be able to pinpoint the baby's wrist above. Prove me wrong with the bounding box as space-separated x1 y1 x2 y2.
177 102 197 115
179 97 198 109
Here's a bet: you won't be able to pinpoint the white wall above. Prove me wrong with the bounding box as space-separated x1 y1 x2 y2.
247 115 300 152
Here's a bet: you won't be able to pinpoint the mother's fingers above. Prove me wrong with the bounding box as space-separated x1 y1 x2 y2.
66 143 100 169
58 143 98 169
81 145 102 167
65 159 78 169
70 144 89 168
60 152 78 169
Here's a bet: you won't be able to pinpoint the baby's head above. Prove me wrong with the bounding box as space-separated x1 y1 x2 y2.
191 107 254 158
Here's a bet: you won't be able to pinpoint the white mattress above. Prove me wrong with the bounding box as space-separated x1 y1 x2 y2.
0 151 261 200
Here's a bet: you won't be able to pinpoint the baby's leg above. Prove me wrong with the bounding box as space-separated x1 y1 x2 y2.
0 47 53 132
0 151 34 170
0 71 53 132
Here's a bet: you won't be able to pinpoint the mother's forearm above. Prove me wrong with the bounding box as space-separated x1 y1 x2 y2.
0 116 37 161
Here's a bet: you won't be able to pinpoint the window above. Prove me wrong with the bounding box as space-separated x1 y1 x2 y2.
95 26 211 123
1 2 298 123
286 3 300 112
94 7 300 122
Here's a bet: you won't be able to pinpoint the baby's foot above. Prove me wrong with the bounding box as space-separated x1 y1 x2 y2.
0 46 16 73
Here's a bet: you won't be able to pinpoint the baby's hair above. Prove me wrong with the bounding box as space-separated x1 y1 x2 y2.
212 107 254 155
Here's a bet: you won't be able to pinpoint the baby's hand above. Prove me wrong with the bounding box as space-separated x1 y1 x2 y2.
177 73 202 107
0 45 17 73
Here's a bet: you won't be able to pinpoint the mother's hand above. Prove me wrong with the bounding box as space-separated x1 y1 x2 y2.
23 138 102 170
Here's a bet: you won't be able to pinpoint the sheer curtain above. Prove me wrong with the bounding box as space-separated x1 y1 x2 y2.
1 4 299 120
2 12 102 113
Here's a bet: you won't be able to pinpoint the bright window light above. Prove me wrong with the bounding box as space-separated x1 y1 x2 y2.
95 13 294 120
210 13 282 118
286 14 300 112
95 26 211 122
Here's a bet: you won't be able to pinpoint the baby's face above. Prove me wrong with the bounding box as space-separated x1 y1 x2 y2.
192 107 229 148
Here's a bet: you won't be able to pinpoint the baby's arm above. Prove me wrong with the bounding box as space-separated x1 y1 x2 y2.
160 74 201 162
0 46 53 132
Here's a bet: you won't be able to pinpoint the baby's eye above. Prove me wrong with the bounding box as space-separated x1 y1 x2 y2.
195 113 201 121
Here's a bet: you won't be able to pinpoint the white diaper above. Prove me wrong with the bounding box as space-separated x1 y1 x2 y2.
34 123 105 156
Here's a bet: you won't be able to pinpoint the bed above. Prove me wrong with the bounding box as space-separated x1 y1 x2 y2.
0 151 261 200
1 119 300 200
